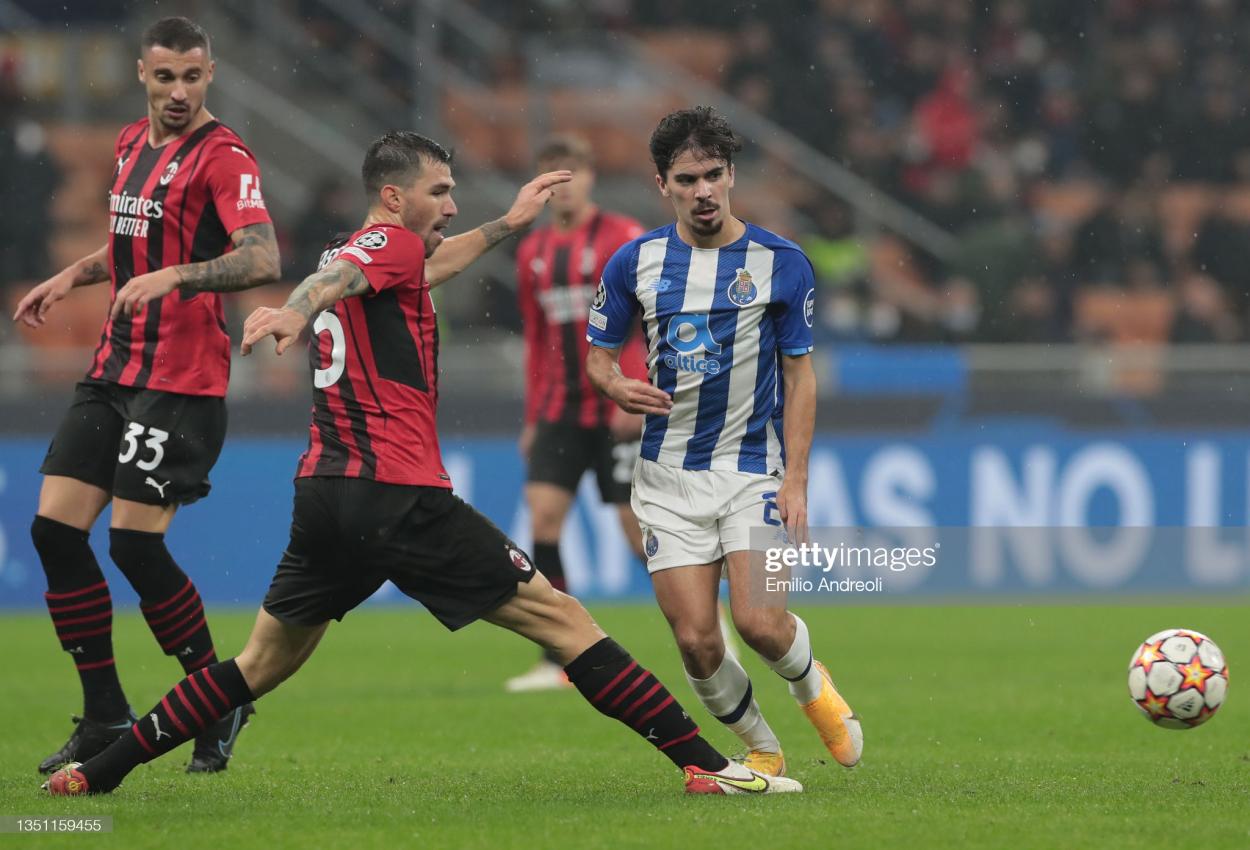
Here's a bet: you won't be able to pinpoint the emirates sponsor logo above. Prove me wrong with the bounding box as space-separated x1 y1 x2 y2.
108 189 164 238
538 285 596 324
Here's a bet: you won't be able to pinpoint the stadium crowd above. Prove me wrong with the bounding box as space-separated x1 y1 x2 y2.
4 0 1250 349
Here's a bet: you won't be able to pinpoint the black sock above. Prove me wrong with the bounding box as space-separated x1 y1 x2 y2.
565 637 728 772
533 542 566 663
110 529 218 674
82 659 255 792
33 516 129 720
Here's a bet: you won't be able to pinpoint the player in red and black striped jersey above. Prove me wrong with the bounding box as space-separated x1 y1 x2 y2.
509 135 653 691
12 18 279 776
43 131 800 798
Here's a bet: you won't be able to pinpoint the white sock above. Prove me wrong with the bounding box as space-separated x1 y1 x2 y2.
762 613 823 704
686 653 781 754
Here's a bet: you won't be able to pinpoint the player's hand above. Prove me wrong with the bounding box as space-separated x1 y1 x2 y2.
518 423 536 460
241 306 307 356
609 408 644 442
12 272 74 328
110 267 179 319
503 170 573 232
775 475 810 547
608 376 673 416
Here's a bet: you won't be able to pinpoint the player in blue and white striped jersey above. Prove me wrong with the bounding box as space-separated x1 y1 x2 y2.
587 108 862 779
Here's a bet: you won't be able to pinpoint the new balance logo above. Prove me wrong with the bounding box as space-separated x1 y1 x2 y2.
144 477 170 498
150 713 171 741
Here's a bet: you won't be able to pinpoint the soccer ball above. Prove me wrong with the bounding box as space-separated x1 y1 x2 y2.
1127 629 1228 729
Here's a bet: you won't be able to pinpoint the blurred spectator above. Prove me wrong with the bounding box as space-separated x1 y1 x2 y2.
1171 271 1240 343
0 58 60 286
1071 186 1168 286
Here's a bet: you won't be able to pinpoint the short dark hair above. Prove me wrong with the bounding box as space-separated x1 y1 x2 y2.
141 17 211 56
536 134 593 168
649 106 743 178
361 131 453 196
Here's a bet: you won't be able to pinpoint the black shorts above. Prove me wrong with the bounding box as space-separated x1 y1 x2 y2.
39 379 227 506
526 421 638 504
262 477 537 630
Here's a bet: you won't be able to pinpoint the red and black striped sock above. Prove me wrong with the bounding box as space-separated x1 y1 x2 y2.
110 529 218 674
33 516 129 721
533 542 567 663
565 637 729 772
81 659 254 793
533 542 566 592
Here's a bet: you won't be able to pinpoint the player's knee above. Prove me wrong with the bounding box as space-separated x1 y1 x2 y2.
672 623 723 671
30 515 92 580
530 511 564 541
107 527 168 581
732 608 789 654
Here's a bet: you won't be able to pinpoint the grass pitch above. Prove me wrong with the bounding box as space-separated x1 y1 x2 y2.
2 602 1247 849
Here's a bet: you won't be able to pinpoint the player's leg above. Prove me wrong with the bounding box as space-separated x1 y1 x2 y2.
506 421 590 691
46 478 365 796
650 563 784 775
107 390 244 772
725 550 863 768
33 382 133 774
483 573 798 793
393 489 798 793
45 609 327 796
631 458 784 774
718 475 862 767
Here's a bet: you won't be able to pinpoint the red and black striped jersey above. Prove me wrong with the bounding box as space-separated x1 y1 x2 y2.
517 208 648 428
296 224 449 488
87 117 272 397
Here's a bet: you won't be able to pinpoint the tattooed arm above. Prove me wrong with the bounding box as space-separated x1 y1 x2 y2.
425 170 572 288
240 259 369 356
110 222 281 318
175 222 282 293
425 218 515 288
12 244 110 328
281 259 370 320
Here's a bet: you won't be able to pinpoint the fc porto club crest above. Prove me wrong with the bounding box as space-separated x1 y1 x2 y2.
728 268 758 307
644 529 659 559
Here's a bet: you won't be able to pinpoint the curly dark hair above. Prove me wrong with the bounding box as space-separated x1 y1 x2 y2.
649 106 743 178
362 131 453 196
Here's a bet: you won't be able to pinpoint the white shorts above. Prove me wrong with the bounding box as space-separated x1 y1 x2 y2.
631 458 781 573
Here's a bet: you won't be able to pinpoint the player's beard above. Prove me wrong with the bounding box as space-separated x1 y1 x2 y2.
158 102 193 132
690 208 722 236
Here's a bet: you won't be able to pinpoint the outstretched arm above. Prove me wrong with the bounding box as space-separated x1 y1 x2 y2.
111 222 282 318
240 259 369 356
12 244 110 328
425 170 571 288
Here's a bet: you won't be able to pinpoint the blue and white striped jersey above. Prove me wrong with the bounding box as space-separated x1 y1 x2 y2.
587 221 815 473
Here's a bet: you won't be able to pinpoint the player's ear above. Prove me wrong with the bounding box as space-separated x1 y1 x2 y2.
205 59 215 84
727 163 735 189
655 173 670 198
137 59 146 84
379 184 402 213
